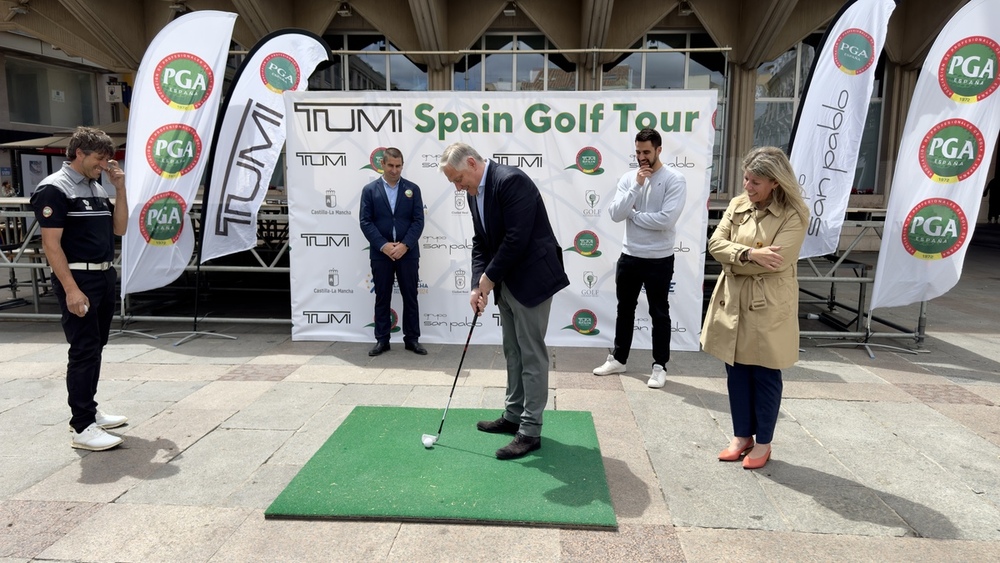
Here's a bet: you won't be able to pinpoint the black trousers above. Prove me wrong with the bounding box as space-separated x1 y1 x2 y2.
370 256 420 344
54 268 116 433
611 253 675 367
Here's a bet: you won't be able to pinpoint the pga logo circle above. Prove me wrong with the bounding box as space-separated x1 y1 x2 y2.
154 52 214 110
145 124 203 179
833 28 876 76
260 53 300 94
566 147 603 175
566 230 602 257
918 118 984 183
938 36 1000 103
362 147 387 173
562 309 599 335
366 309 401 333
139 191 187 246
902 198 968 260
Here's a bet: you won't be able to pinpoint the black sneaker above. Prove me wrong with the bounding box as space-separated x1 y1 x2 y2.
495 432 541 460
476 416 519 434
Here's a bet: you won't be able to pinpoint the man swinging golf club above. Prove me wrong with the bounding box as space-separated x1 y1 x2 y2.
440 143 569 460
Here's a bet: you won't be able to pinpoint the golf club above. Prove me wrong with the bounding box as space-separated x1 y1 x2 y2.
422 310 480 448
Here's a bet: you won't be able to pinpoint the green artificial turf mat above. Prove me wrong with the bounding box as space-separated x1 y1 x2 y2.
265 406 617 529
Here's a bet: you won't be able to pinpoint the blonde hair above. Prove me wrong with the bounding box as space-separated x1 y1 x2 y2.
741 146 809 222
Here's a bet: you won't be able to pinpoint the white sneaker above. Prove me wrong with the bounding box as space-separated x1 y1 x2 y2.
71 423 123 451
647 364 667 388
593 354 626 376
95 410 128 429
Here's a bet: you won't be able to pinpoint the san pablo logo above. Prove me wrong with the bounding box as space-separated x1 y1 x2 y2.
833 28 875 76
562 309 599 335
918 118 984 183
565 230 602 257
154 52 213 110
366 308 402 333
902 198 968 260
145 124 202 179
938 36 1000 103
139 191 187 246
362 147 386 173
260 52 300 93
566 147 603 175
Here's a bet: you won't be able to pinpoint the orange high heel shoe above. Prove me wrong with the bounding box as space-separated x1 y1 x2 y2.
718 439 754 461
742 445 771 469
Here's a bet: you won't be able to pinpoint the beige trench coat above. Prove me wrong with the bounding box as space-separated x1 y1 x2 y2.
700 194 807 370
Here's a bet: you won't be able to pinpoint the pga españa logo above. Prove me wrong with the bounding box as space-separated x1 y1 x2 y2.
833 28 876 76
154 53 214 110
145 124 203 179
918 119 984 184
563 309 599 335
564 231 602 257
565 147 603 175
139 192 187 246
362 147 387 174
938 36 1000 103
260 53 300 93
366 308 401 333
901 198 968 260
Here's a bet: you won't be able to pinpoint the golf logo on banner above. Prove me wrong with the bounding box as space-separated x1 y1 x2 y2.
871 0 1000 310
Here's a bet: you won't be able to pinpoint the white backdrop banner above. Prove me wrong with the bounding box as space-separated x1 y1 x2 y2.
285 91 717 349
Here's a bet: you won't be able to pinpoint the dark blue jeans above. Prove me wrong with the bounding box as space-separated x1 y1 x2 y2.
611 253 674 367
726 362 783 444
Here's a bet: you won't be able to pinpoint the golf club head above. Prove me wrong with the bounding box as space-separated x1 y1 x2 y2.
421 433 438 448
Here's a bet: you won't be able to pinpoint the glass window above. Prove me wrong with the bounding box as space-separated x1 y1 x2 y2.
515 36 545 91
753 101 794 152
602 47 642 90
5 57 96 128
347 35 387 91
756 50 797 99
645 34 686 89
484 35 514 91
388 44 427 91
689 33 726 92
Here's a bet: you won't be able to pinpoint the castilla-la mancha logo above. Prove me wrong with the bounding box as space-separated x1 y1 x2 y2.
918 118 984 184
154 53 214 110
833 28 876 76
146 124 203 179
938 36 1000 103
139 191 187 246
563 309 599 335
902 198 968 260
260 53 300 93
362 147 386 174
566 147 603 175
565 230 602 257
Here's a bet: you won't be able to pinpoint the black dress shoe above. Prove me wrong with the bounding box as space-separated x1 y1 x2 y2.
496 432 541 460
476 416 519 434
368 342 390 356
405 342 428 355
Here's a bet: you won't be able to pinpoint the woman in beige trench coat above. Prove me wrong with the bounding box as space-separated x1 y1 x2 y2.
701 146 808 470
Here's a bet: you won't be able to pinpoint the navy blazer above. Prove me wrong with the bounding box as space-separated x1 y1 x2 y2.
469 161 569 308
359 177 424 261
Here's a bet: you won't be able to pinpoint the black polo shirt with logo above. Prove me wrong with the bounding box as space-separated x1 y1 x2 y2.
30 162 115 264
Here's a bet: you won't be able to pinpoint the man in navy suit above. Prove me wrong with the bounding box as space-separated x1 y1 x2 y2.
440 142 569 460
359 147 426 356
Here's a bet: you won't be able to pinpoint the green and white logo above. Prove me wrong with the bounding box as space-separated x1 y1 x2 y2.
902 198 967 260
154 52 214 110
562 309 599 335
145 124 202 179
565 230 602 257
260 52 300 94
139 191 187 246
919 119 984 183
938 36 1000 103
566 147 603 175
362 147 386 173
833 28 875 76
365 308 401 333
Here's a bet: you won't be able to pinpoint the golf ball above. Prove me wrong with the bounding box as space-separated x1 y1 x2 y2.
422 436 434 448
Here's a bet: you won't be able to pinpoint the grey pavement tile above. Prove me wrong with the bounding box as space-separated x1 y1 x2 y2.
759 480 911 536
551 370 624 390
0 361 63 379
867 365 943 385
38 503 250 562
0 342 64 363
374 366 460 386
222 381 343 430
267 403 355 466
784 359 885 383
929 403 1000 448
243 338 331 365
0 500 103 559
210 510 399 562
463 367 512 388
172 380 275 411
783 381 916 402
326 383 414 405
561 524 686 562
388 523 560 562
402 384 485 409
109 379 208 403
285 363 382 384
130 407 237 454
220 363 299 381
222 463 301 509
118 428 293 506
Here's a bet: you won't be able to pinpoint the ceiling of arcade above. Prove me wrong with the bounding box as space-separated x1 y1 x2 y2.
0 0 971 74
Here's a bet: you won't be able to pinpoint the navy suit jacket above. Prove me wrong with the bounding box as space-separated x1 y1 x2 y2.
469 161 569 308
359 177 424 261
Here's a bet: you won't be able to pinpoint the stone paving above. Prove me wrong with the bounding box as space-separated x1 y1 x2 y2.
1 246 999 561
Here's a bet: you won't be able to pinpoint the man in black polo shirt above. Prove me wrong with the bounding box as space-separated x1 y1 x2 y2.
31 127 129 451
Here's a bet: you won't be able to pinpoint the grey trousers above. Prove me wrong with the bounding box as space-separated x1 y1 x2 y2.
496 284 552 438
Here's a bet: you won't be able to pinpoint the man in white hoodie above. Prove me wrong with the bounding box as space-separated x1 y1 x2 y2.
592 128 687 388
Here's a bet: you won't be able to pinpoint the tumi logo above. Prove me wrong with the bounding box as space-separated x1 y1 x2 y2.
293 102 403 133
296 152 347 166
303 310 351 324
300 233 350 247
492 153 543 168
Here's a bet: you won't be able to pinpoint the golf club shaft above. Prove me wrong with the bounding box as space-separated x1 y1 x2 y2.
436 311 480 435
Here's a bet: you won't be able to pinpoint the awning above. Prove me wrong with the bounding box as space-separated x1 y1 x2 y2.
0 121 127 149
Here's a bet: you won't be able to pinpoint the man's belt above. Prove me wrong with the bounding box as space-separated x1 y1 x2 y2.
67 262 112 271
